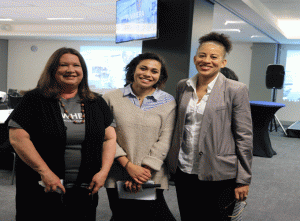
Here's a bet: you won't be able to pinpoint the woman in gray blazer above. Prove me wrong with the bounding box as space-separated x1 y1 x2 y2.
167 32 253 221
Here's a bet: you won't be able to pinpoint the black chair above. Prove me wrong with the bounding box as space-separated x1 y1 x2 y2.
7 89 18 96
8 94 23 109
0 103 8 110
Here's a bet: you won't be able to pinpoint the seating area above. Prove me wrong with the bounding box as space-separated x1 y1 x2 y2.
0 89 23 110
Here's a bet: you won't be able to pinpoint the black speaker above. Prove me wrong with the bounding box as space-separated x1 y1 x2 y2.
265 64 285 89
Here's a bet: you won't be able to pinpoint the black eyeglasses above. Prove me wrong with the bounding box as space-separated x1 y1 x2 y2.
224 199 247 218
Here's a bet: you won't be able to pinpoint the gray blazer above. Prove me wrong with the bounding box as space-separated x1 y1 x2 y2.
167 73 253 185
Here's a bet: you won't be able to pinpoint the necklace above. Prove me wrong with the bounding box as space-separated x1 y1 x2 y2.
58 98 85 124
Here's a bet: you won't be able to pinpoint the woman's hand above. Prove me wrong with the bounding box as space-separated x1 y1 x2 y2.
143 165 154 173
124 180 142 193
40 170 65 194
234 184 249 201
88 171 107 195
126 162 152 184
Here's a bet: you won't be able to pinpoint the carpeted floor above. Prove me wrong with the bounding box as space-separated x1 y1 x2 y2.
0 125 299 221
0 170 16 221
243 126 300 221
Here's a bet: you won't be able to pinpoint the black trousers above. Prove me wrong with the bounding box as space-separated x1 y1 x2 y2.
15 183 98 221
106 188 176 221
175 168 236 221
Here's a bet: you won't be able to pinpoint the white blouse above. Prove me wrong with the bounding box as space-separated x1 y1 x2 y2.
178 73 219 174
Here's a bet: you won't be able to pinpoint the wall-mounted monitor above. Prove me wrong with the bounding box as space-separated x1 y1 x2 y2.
116 0 158 44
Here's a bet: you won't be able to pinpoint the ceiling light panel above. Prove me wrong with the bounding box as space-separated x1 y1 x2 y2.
0 18 13 21
225 21 246 25
213 29 241 32
251 35 265 38
278 19 300 39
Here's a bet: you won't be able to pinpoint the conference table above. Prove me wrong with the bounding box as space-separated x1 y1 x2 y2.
0 109 12 123
250 101 285 158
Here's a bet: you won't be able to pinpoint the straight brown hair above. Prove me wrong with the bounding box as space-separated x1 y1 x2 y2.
36 47 96 100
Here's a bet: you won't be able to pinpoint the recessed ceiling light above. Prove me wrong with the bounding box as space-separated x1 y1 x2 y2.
251 35 264 38
213 29 241 33
277 19 300 39
225 21 245 25
46 18 84 20
0 18 13 21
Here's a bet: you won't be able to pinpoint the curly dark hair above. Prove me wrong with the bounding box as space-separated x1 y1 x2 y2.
124 52 168 89
198 32 232 54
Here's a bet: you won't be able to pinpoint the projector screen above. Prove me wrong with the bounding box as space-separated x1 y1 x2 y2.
80 44 142 95
275 45 300 122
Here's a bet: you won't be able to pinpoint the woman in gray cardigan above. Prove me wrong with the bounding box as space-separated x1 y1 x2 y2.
103 53 176 221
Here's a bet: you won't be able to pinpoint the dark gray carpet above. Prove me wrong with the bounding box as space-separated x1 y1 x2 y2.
0 125 299 220
0 170 16 221
243 126 300 221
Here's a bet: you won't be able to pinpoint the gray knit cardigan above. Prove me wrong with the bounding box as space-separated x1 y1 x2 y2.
103 89 176 189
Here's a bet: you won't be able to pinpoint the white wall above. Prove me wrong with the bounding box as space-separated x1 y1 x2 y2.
189 0 214 77
7 40 253 91
226 42 253 87
7 39 141 91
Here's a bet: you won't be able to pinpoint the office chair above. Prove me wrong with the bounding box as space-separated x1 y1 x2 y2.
7 89 18 96
0 103 8 110
8 94 23 109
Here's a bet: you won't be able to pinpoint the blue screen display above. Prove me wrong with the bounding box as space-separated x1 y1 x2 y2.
116 0 158 43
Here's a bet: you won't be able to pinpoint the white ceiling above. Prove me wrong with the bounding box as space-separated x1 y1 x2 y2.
214 0 300 44
0 0 299 44
0 0 117 41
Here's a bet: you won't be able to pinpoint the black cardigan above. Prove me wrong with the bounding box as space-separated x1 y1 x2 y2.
7 88 113 186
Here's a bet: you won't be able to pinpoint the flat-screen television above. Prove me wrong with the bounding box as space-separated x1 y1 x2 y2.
116 0 158 43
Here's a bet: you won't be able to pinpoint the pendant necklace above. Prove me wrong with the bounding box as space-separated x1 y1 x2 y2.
58 98 85 124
